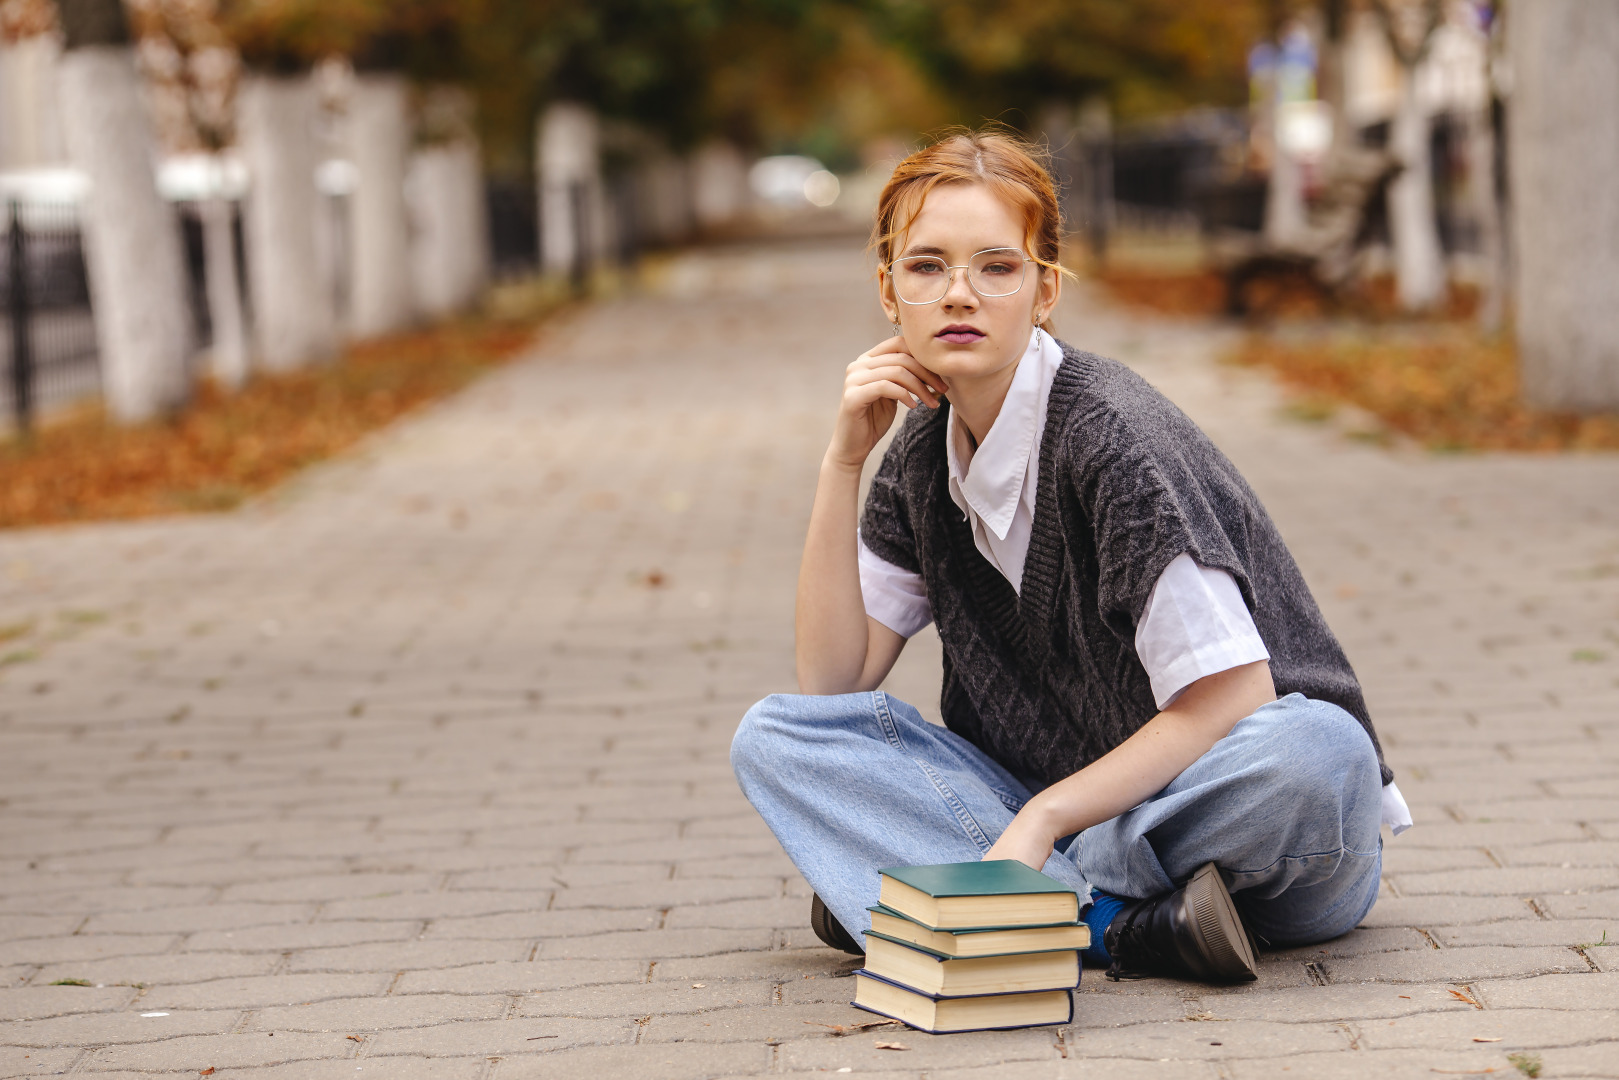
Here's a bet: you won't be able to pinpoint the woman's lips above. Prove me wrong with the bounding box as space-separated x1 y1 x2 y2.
936 327 985 344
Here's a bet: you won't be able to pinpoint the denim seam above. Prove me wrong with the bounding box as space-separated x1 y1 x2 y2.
874 691 1003 848
1243 849 1382 946
871 692 906 753
916 760 993 852
1226 844 1381 880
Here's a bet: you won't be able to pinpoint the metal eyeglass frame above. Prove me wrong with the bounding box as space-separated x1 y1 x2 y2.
886 247 1035 305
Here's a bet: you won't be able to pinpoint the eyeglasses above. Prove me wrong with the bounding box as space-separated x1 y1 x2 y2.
887 247 1034 305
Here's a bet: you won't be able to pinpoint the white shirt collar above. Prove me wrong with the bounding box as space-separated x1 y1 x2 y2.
944 328 1058 541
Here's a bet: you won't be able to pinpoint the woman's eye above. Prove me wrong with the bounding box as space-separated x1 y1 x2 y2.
908 260 945 275
980 263 1014 275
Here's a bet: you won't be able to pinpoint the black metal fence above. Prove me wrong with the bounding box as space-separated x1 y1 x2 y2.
487 176 538 280
176 200 250 345
0 199 100 433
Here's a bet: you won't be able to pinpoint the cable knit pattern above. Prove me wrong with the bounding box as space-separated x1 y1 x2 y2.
860 340 1392 788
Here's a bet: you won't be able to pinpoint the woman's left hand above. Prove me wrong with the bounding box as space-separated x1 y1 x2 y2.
983 803 1058 871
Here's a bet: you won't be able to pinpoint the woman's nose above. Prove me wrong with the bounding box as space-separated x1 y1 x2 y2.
942 267 977 306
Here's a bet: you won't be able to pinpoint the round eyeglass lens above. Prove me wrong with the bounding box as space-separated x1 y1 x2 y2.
890 248 1029 304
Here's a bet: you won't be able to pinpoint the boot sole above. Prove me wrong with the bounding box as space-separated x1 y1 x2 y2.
1185 863 1258 981
809 894 864 956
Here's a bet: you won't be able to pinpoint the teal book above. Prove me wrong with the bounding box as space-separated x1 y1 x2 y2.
852 970 1075 1034
867 904 1089 958
879 860 1081 930
861 933 1082 997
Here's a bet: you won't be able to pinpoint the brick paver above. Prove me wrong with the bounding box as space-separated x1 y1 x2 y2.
2 237 1616 1078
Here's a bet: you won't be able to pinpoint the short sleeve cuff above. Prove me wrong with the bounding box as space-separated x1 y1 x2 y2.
1149 632 1272 709
858 536 933 638
1381 781 1413 836
1138 554 1271 709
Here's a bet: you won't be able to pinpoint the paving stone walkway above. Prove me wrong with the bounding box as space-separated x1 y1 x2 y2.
2 237 1617 1079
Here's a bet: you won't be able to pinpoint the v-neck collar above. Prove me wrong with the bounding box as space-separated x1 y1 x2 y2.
944 328 1058 542
935 340 1097 660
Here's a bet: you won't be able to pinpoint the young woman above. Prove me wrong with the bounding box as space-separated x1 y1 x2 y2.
730 131 1409 983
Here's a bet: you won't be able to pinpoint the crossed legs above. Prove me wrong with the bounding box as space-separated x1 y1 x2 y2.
731 691 1382 951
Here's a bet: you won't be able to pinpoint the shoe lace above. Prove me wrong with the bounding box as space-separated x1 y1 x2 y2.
1104 902 1167 982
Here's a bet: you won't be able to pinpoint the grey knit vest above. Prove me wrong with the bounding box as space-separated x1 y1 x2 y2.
860 341 1392 788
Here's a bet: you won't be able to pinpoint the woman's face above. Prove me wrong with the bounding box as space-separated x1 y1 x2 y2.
879 181 1060 388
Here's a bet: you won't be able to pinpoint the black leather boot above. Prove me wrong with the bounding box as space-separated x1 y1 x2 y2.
1102 862 1257 983
809 893 864 955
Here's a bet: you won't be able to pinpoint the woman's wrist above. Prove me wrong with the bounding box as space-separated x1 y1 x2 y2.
821 447 868 477
1020 792 1071 848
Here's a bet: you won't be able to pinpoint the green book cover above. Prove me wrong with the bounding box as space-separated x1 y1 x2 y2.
866 929 1085 963
868 903 1082 932
881 860 1078 899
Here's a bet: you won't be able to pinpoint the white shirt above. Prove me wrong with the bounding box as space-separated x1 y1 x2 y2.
858 327 1412 835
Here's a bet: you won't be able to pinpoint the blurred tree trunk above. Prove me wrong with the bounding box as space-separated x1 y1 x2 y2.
1374 0 1446 313
1467 95 1504 334
1509 0 1619 410
1317 0 1348 133
347 72 414 336
55 0 192 422
237 72 337 371
1386 73 1444 309
408 89 489 318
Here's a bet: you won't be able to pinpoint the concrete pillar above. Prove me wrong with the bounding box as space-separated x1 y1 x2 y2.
537 102 603 279
56 45 191 421
0 34 69 169
408 140 490 317
238 72 338 371
637 150 691 244
347 72 414 336
690 140 748 229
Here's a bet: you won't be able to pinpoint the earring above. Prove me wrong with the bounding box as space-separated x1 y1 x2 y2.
892 316 902 335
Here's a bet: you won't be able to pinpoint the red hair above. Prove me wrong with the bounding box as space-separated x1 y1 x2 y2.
871 129 1073 284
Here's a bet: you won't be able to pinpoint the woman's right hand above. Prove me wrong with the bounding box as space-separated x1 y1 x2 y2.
827 335 946 471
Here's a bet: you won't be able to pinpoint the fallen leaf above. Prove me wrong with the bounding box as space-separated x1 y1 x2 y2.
525 1035 558 1041
1473 1037 1503 1043
691 983 705 988
804 1019 902 1036
346 1035 363 1042
200 1071 215 1077
1447 988 1483 1009
874 1041 910 1051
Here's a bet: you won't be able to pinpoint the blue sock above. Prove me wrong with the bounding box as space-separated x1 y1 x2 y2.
1081 892 1127 968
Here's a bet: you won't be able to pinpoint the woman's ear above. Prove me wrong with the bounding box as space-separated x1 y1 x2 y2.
1038 264 1061 323
878 269 899 325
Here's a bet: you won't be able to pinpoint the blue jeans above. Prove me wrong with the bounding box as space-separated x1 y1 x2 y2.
731 691 1382 950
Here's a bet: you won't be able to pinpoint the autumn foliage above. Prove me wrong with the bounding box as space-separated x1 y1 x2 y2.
0 318 538 529
1228 332 1619 452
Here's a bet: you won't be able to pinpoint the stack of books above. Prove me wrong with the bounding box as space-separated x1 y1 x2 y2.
851 860 1089 1033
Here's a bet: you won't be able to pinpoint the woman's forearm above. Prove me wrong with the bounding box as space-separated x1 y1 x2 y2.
798 335 942 694
1023 708 1237 839
795 456 875 693
986 661 1276 866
